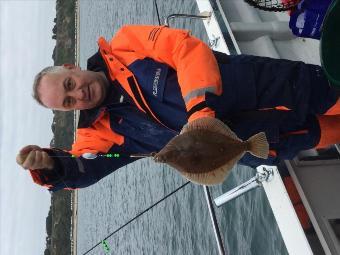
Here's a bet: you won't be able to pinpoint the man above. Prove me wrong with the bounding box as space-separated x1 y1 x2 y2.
16 25 340 191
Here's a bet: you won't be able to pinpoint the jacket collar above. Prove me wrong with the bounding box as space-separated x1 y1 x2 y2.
78 51 124 128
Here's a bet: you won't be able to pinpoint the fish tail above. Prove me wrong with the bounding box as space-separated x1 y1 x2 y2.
246 132 269 159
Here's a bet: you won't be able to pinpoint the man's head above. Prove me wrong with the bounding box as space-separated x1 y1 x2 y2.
33 65 109 111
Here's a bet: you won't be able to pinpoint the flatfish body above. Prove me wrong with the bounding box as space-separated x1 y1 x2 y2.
154 117 269 185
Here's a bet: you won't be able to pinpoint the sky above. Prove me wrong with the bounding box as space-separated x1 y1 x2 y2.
0 1 56 254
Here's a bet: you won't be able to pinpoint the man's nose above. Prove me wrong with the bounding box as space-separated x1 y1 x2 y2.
69 88 86 101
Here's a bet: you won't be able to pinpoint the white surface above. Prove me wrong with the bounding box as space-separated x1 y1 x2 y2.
257 166 313 255
196 0 231 54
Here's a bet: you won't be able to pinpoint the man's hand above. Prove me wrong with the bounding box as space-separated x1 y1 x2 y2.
16 145 55 170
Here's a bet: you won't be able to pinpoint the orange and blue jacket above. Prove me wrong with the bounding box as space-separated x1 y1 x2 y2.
29 25 223 190
29 25 336 191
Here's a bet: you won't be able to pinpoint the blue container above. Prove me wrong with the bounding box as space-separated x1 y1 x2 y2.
289 0 332 39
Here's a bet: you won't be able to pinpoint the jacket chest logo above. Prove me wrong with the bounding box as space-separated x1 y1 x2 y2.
152 68 162 97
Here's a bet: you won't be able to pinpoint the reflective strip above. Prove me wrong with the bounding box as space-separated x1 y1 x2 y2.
183 86 217 104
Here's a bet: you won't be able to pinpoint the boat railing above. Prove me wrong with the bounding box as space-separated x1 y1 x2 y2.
164 12 211 27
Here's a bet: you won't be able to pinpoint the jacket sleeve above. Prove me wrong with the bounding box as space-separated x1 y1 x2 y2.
111 25 222 122
29 147 137 191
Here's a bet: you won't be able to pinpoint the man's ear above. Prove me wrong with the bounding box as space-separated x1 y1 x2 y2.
63 63 81 71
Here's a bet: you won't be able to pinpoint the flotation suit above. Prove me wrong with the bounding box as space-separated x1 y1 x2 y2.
29 25 223 190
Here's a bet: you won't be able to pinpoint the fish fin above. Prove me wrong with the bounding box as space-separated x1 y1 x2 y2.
181 117 241 141
246 132 269 159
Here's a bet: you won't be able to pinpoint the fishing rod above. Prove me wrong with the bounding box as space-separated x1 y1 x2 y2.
47 148 190 254
40 148 190 255
82 181 191 255
46 148 191 254
49 152 156 159
46 151 157 192
154 0 161 25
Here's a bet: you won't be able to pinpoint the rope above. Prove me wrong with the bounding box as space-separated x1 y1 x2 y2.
243 0 300 12
82 181 191 255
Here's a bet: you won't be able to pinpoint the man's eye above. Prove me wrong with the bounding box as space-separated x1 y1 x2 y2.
66 79 74 90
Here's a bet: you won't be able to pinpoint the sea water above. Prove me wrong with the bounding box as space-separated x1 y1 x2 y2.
76 1 288 254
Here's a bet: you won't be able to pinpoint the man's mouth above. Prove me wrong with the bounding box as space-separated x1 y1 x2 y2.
87 85 91 101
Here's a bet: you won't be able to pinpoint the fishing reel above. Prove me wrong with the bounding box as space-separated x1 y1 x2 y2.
243 0 301 12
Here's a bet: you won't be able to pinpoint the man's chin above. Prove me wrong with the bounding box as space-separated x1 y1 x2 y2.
94 97 105 108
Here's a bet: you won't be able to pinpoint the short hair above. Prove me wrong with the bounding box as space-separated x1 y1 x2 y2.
32 66 66 107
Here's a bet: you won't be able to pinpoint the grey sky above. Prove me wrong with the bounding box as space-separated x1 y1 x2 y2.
0 1 56 254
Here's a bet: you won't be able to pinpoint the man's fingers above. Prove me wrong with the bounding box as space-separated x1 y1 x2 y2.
17 145 41 167
17 146 54 170
34 151 43 166
41 151 54 169
21 151 54 170
22 151 37 169
16 154 26 165
19 145 41 155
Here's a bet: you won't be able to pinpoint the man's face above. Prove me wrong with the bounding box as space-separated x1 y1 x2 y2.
38 66 109 111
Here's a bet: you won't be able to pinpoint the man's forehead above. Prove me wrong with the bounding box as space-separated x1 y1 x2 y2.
39 74 64 100
38 76 64 109
40 72 69 93
42 70 67 82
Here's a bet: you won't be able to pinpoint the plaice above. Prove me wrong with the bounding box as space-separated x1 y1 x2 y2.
154 117 269 185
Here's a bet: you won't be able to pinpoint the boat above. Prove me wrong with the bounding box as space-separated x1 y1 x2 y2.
163 0 340 254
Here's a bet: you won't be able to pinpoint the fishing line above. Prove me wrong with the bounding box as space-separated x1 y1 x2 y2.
154 0 161 25
36 152 154 190
49 152 156 159
82 181 191 255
